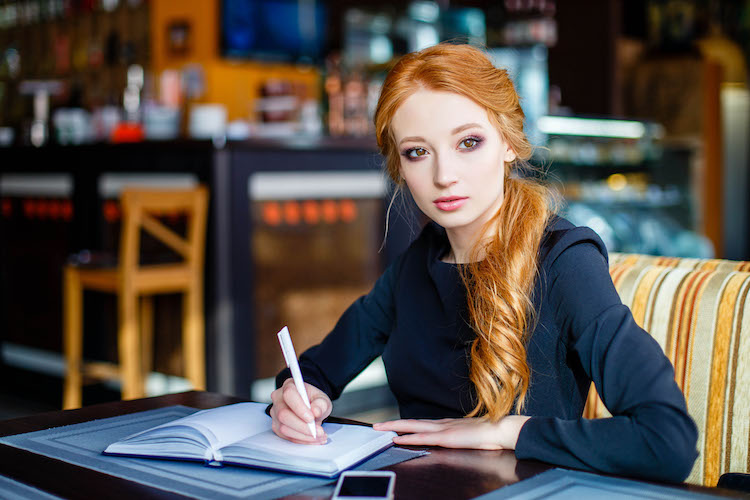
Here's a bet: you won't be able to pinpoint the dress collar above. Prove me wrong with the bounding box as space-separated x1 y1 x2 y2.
424 223 464 310
423 216 561 310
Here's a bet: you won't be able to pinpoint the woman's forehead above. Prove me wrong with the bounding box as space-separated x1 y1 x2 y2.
391 89 494 138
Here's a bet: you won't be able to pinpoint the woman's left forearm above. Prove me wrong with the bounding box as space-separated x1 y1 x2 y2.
373 414 531 450
496 415 531 449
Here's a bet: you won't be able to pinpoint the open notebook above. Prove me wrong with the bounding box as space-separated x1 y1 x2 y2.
103 402 397 478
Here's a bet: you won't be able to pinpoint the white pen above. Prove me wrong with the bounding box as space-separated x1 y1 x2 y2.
277 326 317 439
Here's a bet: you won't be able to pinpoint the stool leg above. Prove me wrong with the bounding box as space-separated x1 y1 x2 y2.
183 286 205 390
140 295 154 381
118 289 144 400
63 268 83 410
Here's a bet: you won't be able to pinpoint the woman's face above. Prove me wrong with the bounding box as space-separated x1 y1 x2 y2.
391 89 516 242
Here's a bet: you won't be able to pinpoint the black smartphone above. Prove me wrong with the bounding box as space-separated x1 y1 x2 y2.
332 471 397 500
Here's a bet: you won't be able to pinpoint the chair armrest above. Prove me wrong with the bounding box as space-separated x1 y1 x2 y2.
717 473 750 493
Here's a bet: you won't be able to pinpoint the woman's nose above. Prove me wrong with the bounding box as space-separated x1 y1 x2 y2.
433 156 459 187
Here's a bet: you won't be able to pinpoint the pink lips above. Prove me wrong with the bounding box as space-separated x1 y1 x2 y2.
434 196 468 212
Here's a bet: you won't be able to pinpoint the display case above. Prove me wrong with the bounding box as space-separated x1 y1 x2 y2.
248 171 386 378
537 115 713 258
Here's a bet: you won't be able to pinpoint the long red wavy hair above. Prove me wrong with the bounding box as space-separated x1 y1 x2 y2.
374 43 552 421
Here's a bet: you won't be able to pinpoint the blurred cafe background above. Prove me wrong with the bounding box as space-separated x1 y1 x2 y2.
1 0 749 420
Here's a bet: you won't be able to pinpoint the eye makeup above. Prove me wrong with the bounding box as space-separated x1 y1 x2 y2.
457 135 484 151
399 134 485 161
401 147 428 160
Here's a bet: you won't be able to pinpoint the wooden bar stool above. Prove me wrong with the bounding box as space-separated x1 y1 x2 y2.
63 186 209 409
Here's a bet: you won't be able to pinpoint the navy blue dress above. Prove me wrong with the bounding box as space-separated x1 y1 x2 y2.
276 217 698 482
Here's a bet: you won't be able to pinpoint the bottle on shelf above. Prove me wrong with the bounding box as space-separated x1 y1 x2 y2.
110 64 144 142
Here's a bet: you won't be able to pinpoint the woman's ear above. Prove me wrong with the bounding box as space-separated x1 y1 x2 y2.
504 147 516 163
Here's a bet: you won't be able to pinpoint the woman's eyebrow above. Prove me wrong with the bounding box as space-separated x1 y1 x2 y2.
452 122 484 134
397 123 485 146
398 136 425 146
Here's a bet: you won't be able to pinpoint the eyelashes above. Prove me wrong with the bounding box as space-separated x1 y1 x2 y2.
401 147 428 159
400 135 485 160
458 136 483 149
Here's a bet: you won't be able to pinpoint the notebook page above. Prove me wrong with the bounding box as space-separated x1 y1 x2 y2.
228 422 396 462
165 402 271 449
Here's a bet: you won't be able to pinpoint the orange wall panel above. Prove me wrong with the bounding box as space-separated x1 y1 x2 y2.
149 0 320 122
203 61 320 122
150 0 219 73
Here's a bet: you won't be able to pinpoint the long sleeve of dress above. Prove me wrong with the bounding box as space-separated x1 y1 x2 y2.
275 256 401 400
515 240 699 483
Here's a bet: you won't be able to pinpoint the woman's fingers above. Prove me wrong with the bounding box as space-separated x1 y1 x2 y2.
271 396 326 442
281 381 316 423
392 432 445 447
276 406 319 437
374 418 507 450
272 417 326 444
270 379 333 444
373 419 446 433
374 419 458 447
389 426 481 449
303 382 332 423
310 395 332 422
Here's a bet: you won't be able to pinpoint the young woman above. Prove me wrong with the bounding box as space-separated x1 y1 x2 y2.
270 43 698 482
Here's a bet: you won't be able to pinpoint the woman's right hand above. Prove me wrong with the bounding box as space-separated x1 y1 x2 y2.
270 378 332 444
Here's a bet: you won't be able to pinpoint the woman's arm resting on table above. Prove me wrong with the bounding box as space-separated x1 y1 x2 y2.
373 415 530 450
516 240 698 483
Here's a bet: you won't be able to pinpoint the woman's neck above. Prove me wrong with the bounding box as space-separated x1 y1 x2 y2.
444 225 496 264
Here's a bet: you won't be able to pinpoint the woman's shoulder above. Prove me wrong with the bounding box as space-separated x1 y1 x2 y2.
539 215 609 270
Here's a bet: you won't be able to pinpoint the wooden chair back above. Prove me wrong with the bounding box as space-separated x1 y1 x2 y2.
118 187 208 291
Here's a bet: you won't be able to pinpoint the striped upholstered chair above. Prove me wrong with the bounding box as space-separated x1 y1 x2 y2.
583 252 750 486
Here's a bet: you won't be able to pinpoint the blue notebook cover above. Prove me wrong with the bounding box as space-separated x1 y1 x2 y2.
473 468 728 499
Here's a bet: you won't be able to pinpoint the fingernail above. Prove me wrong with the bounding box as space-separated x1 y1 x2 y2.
304 412 314 422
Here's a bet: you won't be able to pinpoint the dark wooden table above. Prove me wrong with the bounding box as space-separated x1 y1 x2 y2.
0 391 742 499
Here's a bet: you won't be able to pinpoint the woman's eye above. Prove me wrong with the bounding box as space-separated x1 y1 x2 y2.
407 148 428 158
459 138 478 149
